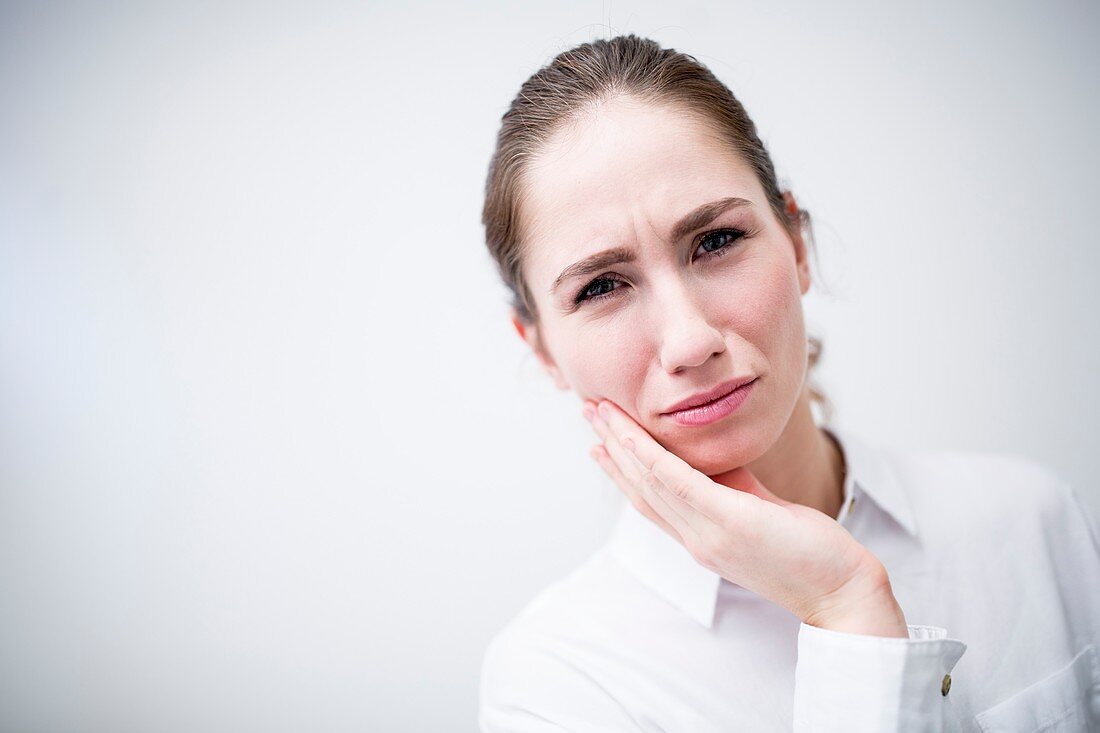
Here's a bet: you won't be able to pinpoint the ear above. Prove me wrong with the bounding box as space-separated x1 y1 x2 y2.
511 311 571 391
783 191 812 296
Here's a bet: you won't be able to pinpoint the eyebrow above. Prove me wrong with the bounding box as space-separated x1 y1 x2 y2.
550 197 755 295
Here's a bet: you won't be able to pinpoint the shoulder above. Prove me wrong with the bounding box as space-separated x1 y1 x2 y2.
885 444 1096 546
889 443 1064 496
882 443 1100 631
478 548 645 730
887 444 1064 511
481 546 644 674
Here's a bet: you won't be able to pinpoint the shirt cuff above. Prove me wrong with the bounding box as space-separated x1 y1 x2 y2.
792 622 968 733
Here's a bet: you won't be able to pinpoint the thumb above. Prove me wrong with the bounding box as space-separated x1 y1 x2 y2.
709 466 793 507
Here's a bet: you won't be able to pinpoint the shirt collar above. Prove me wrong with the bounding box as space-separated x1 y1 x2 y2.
827 424 919 538
606 424 919 629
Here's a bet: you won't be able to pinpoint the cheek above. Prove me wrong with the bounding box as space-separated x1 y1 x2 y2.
554 312 651 408
732 251 807 387
651 254 806 473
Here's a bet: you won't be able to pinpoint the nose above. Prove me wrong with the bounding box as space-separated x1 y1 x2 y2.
656 283 726 374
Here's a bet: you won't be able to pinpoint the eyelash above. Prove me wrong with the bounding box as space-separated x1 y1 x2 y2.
573 228 748 306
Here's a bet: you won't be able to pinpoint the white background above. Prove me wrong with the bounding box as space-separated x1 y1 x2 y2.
2 1 1098 731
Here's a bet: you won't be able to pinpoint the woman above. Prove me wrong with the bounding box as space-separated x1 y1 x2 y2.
478 35 1100 732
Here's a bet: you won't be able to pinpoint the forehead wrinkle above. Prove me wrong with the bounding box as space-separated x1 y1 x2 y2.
517 96 757 307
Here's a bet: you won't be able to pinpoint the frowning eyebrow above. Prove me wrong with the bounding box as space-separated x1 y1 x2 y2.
550 247 636 295
670 196 753 241
550 197 755 295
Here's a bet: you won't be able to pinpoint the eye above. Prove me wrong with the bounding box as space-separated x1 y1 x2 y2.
693 228 747 260
572 228 749 309
574 275 625 306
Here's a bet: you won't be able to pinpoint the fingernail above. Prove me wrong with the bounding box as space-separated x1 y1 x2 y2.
598 401 610 419
623 437 635 454
582 405 595 422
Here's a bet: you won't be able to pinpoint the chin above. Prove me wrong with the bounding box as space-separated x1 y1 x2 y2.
656 422 765 476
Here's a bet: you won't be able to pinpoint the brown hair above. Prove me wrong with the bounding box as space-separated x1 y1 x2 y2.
481 34 831 418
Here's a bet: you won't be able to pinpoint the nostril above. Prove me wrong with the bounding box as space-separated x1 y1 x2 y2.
660 330 726 374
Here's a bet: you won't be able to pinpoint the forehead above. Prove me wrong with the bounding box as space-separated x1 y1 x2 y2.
520 97 765 287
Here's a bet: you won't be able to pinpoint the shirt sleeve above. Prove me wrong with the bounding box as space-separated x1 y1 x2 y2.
792 622 968 733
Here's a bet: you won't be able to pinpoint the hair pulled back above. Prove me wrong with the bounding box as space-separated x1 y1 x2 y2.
482 34 829 416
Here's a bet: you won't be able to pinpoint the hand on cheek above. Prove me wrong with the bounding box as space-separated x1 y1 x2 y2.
583 399 681 541
581 398 907 638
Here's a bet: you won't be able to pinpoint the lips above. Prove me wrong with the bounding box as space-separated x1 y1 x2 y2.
661 376 758 415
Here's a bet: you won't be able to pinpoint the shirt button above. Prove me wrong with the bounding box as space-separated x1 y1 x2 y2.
941 674 952 696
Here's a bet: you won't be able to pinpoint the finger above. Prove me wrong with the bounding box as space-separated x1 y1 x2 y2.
586 409 642 484
603 409 748 526
634 464 703 543
598 399 730 529
590 445 680 541
588 442 643 511
597 399 746 535
595 400 654 476
585 403 691 543
591 420 692 542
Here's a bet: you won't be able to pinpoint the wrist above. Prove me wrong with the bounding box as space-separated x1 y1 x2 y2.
804 563 909 638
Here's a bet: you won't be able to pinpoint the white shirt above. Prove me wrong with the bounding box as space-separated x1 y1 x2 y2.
479 425 1100 732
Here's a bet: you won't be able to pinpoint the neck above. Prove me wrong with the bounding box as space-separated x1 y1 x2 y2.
719 386 846 519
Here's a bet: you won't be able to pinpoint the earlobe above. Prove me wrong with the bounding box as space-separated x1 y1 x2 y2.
511 314 530 344
783 191 812 295
796 243 812 295
510 311 539 353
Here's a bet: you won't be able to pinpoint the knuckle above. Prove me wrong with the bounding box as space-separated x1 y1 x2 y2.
616 474 637 495
651 453 673 475
668 478 692 501
687 537 718 569
717 511 745 538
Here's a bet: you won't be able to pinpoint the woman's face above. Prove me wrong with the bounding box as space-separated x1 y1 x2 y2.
515 96 812 475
